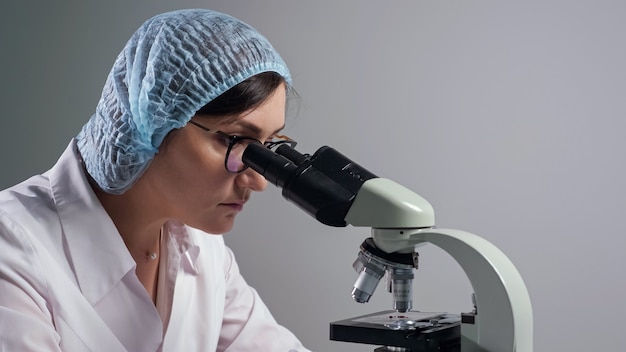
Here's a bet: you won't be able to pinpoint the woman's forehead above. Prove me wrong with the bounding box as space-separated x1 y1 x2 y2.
214 87 287 136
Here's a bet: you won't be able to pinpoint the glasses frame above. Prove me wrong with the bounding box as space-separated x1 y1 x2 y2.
188 120 297 173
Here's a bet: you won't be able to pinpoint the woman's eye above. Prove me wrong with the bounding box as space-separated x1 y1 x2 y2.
217 135 232 146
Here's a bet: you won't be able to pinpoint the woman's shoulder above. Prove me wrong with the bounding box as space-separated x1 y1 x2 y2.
0 175 63 297
0 173 57 235
0 170 73 281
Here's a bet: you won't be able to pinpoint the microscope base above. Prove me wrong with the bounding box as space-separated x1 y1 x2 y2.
330 310 461 351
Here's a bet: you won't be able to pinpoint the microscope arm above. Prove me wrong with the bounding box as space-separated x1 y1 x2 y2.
416 229 533 352
373 227 533 352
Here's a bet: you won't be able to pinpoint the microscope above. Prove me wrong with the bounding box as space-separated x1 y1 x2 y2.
243 143 533 352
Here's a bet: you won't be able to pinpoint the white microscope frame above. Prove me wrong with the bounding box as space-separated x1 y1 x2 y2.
345 178 533 352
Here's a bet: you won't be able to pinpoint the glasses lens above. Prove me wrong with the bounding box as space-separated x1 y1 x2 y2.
226 139 259 173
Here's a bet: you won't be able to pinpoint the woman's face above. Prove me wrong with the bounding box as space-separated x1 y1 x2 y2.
140 83 287 234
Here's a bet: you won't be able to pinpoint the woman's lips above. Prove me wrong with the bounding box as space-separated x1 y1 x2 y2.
221 203 244 211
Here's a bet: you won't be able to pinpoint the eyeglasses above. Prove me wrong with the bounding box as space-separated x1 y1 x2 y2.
188 120 297 173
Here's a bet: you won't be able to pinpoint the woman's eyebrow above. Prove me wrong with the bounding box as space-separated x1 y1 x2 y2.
236 120 285 136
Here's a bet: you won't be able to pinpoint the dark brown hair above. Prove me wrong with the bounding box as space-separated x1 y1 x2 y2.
195 71 290 120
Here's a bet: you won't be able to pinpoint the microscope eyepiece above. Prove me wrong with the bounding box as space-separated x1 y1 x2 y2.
275 144 308 165
242 143 297 188
242 143 377 227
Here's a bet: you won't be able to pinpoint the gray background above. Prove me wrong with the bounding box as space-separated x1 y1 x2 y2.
1 1 624 351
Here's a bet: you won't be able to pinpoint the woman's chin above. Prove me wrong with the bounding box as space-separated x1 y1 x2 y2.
197 218 235 235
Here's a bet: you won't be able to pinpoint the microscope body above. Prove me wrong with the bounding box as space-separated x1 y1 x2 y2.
346 178 533 351
242 144 533 352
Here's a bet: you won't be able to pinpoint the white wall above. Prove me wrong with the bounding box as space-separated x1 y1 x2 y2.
1 1 624 351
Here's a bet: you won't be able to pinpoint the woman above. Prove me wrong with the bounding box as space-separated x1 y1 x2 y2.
0 9 310 352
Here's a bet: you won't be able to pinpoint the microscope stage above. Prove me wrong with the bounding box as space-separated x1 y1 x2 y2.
330 310 461 351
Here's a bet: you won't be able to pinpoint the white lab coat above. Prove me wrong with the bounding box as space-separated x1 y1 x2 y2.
0 140 310 352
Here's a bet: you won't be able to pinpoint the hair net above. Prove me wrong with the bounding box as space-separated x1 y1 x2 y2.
76 9 291 194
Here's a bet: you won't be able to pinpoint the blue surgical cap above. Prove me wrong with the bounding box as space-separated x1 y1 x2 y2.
76 9 291 194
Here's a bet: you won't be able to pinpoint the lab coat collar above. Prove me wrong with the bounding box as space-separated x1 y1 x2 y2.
48 140 136 305
164 220 201 275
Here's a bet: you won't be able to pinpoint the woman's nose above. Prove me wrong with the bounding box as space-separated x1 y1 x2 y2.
237 167 268 192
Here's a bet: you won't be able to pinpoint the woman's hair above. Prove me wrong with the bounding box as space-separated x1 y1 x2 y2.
195 71 289 120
